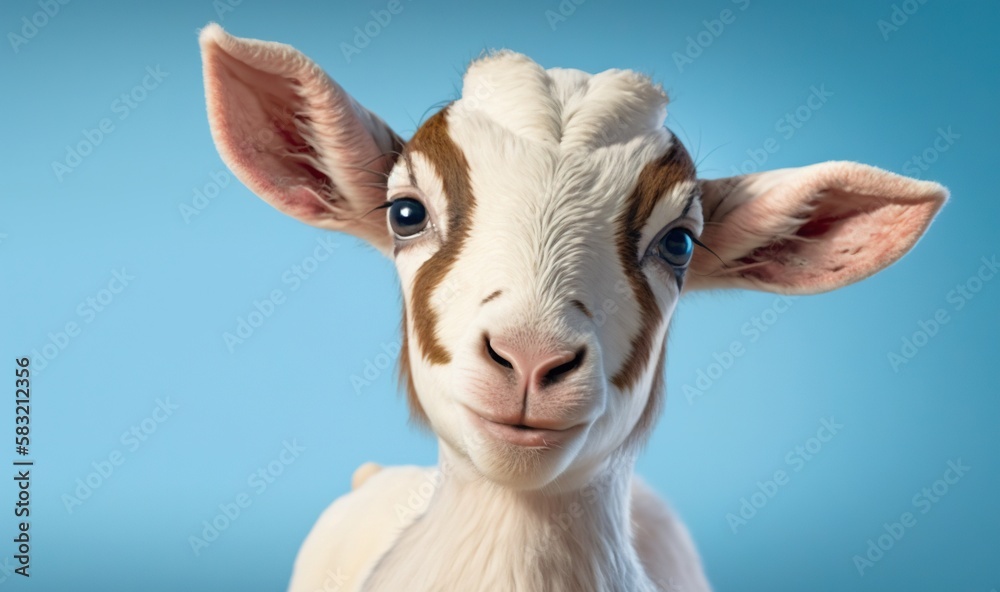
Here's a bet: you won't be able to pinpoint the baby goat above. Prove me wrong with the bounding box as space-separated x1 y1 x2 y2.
199 24 947 592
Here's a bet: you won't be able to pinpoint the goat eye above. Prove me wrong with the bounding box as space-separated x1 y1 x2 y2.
656 228 694 267
388 198 428 238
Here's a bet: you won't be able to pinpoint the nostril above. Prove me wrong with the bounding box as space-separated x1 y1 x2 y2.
485 336 514 369
486 336 587 388
541 347 586 386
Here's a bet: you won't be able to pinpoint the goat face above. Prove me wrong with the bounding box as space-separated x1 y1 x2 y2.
387 53 698 489
201 25 947 491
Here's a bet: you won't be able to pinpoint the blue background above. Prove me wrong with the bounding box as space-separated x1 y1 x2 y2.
2 0 997 590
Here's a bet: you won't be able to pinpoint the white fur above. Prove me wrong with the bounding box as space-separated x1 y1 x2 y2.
289 465 710 592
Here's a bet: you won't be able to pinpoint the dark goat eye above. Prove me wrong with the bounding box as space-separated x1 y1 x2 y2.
388 198 428 238
656 228 694 268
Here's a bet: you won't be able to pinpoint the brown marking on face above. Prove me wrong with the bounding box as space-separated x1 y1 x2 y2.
398 306 429 426
397 107 476 423
624 334 667 450
481 290 503 305
611 141 696 392
571 299 594 319
404 108 476 365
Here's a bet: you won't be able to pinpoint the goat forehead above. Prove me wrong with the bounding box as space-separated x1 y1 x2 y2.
441 51 681 233
454 50 671 149
450 128 674 267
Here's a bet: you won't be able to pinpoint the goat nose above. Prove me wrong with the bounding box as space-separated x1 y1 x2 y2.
485 337 586 389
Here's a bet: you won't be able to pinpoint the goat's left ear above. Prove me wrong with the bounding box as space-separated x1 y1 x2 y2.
688 161 948 294
199 24 402 253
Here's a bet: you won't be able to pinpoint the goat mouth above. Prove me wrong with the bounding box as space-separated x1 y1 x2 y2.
464 407 582 448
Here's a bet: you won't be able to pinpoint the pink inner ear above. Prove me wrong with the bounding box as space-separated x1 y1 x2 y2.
200 24 401 249
210 51 334 220
735 191 928 288
699 162 948 294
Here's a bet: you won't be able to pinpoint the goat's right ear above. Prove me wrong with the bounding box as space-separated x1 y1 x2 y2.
199 23 402 252
687 161 947 294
